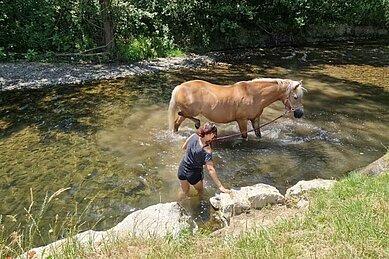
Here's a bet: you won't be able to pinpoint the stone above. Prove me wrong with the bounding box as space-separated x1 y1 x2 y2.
285 179 336 198
109 202 197 239
19 202 196 258
210 183 284 222
296 197 310 209
355 153 389 177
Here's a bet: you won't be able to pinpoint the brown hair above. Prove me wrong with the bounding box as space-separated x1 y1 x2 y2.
197 122 217 137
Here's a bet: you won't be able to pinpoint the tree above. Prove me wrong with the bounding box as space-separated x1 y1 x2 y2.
99 0 114 50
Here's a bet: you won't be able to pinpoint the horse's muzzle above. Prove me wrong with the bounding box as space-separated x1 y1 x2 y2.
294 107 304 118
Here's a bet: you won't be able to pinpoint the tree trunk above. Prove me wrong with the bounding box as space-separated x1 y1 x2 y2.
99 0 114 50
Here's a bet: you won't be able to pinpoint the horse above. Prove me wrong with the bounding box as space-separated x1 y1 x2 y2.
168 78 305 138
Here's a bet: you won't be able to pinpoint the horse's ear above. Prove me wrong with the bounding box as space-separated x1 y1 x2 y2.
294 80 303 90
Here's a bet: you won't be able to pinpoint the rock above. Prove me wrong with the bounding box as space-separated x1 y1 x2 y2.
355 153 389 177
296 197 309 209
19 202 196 258
285 179 337 198
109 202 197 239
210 183 284 222
209 194 221 209
19 230 107 259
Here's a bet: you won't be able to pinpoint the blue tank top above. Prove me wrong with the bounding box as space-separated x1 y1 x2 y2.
182 134 212 170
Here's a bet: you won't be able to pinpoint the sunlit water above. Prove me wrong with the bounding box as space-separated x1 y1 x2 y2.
1 42 388 245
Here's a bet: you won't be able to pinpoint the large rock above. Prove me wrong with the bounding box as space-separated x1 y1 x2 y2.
285 179 336 198
19 230 109 259
210 183 284 222
21 202 196 258
109 202 197 238
355 153 389 177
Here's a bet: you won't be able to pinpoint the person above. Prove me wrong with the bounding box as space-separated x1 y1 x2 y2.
177 122 231 197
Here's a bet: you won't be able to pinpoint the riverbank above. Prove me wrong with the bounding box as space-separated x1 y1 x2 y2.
12 153 389 258
16 166 389 258
0 54 215 91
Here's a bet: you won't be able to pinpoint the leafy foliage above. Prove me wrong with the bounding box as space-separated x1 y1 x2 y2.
0 0 388 61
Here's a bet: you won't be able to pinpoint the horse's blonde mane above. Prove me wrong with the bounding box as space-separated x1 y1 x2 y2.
234 78 283 85
236 78 306 92
251 78 306 98
251 78 284 83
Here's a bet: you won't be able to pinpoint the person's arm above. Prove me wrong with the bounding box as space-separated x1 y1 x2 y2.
182 133 196 150
206 160 231 193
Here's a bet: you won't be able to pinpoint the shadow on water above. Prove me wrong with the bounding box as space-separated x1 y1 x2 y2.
209 41 389 68
0 73 177 139
0 42 388 246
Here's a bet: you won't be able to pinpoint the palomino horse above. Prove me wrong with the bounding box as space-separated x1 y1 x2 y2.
168 78 305 138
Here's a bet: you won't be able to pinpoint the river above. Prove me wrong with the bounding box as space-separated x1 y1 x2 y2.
1 42 388 245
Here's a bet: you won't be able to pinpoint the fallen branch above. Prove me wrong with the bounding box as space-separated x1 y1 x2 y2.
51 37 114 57
52 52 110 57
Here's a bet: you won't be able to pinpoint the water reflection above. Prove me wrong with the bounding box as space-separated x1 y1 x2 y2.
0 43 388 245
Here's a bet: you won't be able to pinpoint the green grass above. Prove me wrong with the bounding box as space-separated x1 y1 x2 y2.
237 173 389 259
1 173 388 258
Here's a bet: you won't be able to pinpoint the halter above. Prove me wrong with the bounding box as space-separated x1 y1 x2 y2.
283 81 303 112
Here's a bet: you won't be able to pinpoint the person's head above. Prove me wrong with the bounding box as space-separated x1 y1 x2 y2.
197 122 217 142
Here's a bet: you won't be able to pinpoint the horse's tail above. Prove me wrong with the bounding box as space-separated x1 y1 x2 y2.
168 85 179 131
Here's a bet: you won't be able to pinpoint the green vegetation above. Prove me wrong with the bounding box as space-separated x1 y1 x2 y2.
1 172 387 258
0 0 388 62
114 36 184 62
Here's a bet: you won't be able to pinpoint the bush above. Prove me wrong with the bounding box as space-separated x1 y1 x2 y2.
0 47 6 61
114 36 183 62
0 0 388 61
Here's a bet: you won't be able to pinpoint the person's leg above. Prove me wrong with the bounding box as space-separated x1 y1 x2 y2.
178 179 190 200
193 180 204 195
180 179 190 193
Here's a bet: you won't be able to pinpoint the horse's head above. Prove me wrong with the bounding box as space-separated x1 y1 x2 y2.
284 80 305 118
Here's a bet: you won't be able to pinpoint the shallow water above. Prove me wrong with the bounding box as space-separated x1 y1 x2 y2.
1 42 388 244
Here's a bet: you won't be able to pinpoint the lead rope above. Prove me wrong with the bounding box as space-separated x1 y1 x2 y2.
213 109 293 142
212 80 304 142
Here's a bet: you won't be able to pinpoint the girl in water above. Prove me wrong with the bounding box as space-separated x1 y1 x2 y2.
177 122 231 197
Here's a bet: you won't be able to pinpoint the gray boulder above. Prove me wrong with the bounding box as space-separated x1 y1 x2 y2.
355 153 389 177
20 202 196 258
285 179 336 198
109 202 197 238
210 183 284 222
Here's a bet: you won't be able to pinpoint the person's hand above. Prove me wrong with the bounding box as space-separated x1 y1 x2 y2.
218 185 232 193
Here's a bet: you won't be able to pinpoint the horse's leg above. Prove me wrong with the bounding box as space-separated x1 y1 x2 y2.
178 112 201 129
237 120 248 139
188 117 201 129
250 117 261 138
174 115 186 132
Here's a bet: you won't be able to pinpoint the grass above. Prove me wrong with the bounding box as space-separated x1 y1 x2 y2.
1 172 388 258
0 187 97 258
